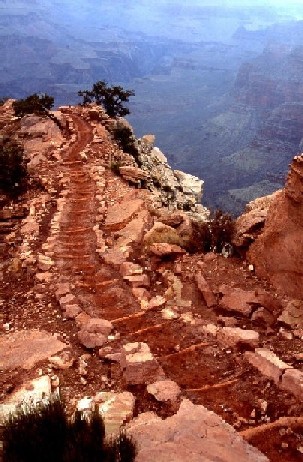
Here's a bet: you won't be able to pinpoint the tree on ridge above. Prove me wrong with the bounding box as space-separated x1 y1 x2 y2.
78 81 135 118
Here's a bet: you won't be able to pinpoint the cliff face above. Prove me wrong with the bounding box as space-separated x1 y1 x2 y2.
187 41 303 214
248 154 303 298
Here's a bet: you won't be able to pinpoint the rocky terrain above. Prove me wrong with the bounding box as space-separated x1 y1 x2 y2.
0 101 302 461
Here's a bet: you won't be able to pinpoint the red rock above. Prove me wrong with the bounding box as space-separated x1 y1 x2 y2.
219 288 259 317
49 350 75 370
217 327 259 348
123 274 150 288
102 249 127 267
78 331 108 349
55 282 70 298
156 211 185 227
126 399 269 462
281 368 303 400
0 330 66 370
245 348 291 384
148 296 166 309
132 287 150 301
195 271 216 307
148 242 186 257
114 212 148 246
104 198 144 231
248 155 303 298
251 307 276 326
233 192 280 248
78 318 113 349
147 380 181 402
119 166 149 182
120 261 143 277
64 304 81 319
120 342 165 385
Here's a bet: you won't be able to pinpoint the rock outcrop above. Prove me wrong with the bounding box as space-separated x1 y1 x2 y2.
248 154 303 298
127 399 269 462
113 122 209 220
137 135 207 218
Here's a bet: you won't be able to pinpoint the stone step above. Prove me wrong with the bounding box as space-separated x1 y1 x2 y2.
59 227 91 233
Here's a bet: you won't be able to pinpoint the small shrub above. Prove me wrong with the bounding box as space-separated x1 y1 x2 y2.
3 399 136 462
12 93 54 118
12 93 63 131
3 400 68 462
191 209 235 254
111 160 121 175
0 97 9 106
112 126 139 158
0 137 28 195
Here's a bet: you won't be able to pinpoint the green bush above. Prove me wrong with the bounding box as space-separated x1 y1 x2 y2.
3 399 136 462
12 93 54 118
0 97 9 106
0 138 28 194
112 126 139 158
191 209 235 254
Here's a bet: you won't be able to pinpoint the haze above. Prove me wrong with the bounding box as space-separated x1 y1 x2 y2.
2 0 303 213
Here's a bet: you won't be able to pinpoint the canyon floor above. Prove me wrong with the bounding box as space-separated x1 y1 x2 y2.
0 105 302 461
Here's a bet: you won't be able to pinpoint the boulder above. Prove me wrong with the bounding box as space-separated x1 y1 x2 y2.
195 271 216 307
217 327 259 348
95 391 135 436
148 242 186 257
147 380 181 403
126 399 269 462
281 368 303 400
104 198 144 231
0 329 66 371
219 288 259 317
120 342 165 385
78 318 113 349
278 299 303 328
144 222 182 247
245 348 292 384
233 191 280 248
248 155 303 298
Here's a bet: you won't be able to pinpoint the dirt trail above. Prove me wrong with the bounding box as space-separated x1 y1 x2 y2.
1 108 302 462
54 116 140 320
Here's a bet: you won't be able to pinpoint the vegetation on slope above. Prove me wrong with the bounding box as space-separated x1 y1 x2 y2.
0 137 28 195
3 399 136 462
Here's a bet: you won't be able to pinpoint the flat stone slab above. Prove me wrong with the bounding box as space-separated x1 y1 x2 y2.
0 329 67 370
95 391 135 436
127 399 269 462
104 198 144 231
217 327 259 348
245 348 291 384
147 380 181 402
219 288 259 317
120 342 165 385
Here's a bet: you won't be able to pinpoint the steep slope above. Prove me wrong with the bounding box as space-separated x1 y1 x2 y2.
0 103 303 461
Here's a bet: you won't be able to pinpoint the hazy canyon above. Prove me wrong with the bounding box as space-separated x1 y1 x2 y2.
2 0 303 213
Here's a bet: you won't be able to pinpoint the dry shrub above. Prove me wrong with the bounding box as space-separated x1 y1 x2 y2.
3 399 136 462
